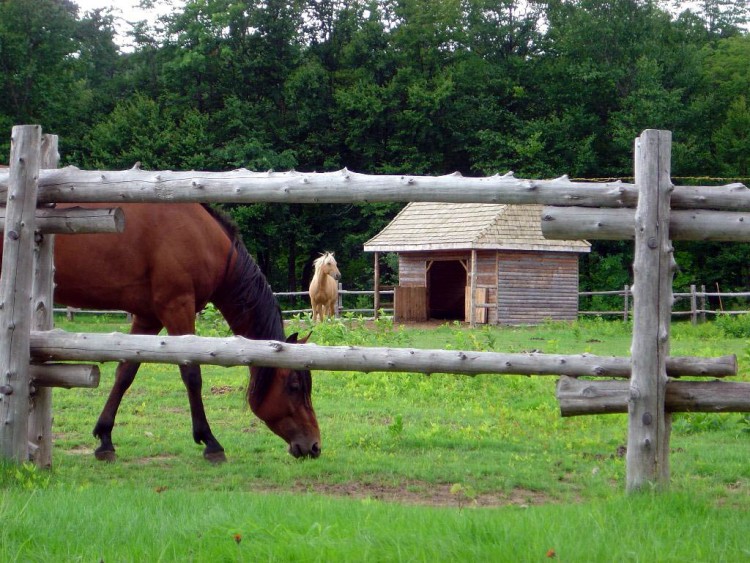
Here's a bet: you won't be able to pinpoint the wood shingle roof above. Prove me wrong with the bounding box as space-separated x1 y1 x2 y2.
363 202 590 253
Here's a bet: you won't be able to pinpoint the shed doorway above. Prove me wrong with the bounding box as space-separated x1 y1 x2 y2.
428 260 467 320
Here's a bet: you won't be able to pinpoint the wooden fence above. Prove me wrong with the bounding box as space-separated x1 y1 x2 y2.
59 283 748 324
2 127 750 494
55 286 395 321
580 285 750 323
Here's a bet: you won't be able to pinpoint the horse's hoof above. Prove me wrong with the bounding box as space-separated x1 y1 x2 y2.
95 449 116 462
204 450 227 464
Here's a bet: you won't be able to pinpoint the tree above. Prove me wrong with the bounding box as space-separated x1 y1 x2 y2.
83 94 211 170
0 0 88 156
713 96 750 176
670 0 750 38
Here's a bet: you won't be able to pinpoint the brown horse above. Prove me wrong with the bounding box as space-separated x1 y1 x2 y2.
4 203 320 462
309 252 341 322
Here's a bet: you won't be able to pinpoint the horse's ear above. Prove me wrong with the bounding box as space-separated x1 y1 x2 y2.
286 331 312 344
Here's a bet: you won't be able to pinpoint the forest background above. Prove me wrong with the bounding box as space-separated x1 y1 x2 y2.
1 0 749 299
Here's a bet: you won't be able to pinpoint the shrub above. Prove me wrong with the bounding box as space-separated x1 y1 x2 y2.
715 313 750 338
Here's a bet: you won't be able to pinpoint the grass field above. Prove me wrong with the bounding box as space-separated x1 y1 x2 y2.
2 314 750 561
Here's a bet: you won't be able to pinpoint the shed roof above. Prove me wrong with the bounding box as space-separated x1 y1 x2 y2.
363 202 590 253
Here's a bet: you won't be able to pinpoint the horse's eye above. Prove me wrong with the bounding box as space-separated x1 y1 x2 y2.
287 373 301 393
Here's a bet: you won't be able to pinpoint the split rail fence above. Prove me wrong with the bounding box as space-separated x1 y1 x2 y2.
1 126 749 493
581 285 750 323
59 284 747 322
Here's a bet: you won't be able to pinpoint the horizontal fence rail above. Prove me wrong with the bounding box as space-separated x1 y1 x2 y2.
0 167 748 210
29 331 737 379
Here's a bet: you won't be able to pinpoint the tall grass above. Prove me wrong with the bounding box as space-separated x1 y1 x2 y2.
2 484 749 561
1 315 749 560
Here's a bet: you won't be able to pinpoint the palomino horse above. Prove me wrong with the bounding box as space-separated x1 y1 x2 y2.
309 252 341 322
1 203 320 462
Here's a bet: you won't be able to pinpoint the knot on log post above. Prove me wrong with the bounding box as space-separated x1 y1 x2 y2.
582 386 597 397
0 384 13 395
629 386 641 400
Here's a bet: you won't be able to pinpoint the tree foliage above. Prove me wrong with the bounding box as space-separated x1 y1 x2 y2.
0 0 749 292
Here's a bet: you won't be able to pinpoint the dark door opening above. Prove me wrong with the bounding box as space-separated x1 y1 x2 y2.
428 260 467 320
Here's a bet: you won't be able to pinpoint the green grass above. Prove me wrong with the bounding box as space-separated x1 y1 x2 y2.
2 486 748 561
2 315 750 560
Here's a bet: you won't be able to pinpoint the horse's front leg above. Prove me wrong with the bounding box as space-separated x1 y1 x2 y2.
93 314 162 461
180 364 226 463
93 360 141 461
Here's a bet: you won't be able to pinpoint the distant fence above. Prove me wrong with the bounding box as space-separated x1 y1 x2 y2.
58 283 750 324
56 286 395 321
579 284 750 323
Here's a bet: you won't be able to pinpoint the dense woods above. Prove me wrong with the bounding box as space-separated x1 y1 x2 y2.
1 0 749 297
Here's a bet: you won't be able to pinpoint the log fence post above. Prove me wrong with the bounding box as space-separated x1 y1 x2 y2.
27 133 58 466
627 129 674 492
623 284 630 322
373 252 380 319
690 284 697 325
0 125 41 462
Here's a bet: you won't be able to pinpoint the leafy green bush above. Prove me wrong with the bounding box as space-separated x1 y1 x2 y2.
673 412 734 434
286 314 413 347
196 304 232 337
714 313 750 338
0 461 50 490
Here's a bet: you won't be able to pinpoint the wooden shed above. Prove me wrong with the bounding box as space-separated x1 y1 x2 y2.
364 202 590 325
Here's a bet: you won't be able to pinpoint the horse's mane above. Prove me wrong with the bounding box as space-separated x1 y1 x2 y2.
201 204 242 242
313 251 335 271
204 204 287 407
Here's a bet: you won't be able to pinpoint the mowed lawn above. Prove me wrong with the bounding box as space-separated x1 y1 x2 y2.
2 315 750 561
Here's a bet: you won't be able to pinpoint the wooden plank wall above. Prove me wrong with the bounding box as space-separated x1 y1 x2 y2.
397 254 428 287
396 250 579 325
497 251 579 324
394 286 428 322
395 254 428 321
475 251 498 324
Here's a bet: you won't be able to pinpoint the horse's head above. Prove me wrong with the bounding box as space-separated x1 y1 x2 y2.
247 333 321 458
323 252 341 281
316 252 341 281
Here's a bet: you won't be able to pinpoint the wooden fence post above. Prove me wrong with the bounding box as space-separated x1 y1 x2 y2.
469 249 477 327
373 252 380 319
627 129 674 492
690 284 697 325
27 134 58 467
0 125 41 462
623 284 630 321
336 282 342 318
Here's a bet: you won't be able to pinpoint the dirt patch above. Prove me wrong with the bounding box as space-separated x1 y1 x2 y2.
131 454 178 465
281 480 556 508
394 319 459 330
210 385 239 395
65 444 95 456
